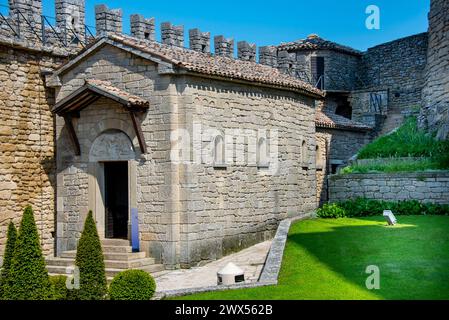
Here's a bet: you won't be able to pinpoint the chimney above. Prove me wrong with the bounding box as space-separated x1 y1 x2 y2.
214 35 234 58
259 46 278 68
161 22 184 47
95 4 122 36
130 14 155 41
237 41 256 62
189 28 210 53
55 0 86 43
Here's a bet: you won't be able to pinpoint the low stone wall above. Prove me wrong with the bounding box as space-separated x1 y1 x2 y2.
329 171 449 204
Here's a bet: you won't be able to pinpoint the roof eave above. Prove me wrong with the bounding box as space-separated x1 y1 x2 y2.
176 69 325 99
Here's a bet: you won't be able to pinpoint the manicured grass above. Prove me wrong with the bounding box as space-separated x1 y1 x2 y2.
176 216 449 300
340 158 446 174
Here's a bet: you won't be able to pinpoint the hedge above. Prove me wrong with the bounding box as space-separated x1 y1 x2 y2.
70 211 107 300
50 275 69 300
3 206 53 300
317 198 449 218
0 221 17 299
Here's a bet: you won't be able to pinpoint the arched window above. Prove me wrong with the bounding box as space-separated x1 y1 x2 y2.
301 140 308 165
316 145 323 168
214 135 225 166
257 137 269 167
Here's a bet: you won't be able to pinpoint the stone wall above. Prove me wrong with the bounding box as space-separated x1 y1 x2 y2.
175 76 317 267
54 45 169 257
329 172 449 204
359 33 428 113
291 50 360 91
315 128 369 204
420 0 449 140
0 43 64 256
54 43 318 268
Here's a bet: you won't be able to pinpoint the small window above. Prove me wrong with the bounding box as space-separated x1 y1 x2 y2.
144 32 150 40
202 44 207 53
301 140 308 167
257 137 269 168
311 56 325 89
213 135 226 168
316 145 324 170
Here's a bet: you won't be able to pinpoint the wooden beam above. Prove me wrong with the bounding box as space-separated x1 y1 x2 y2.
63 115 81 156
129 111 147 154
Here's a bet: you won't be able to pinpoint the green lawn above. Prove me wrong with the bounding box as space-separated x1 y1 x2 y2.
176 216 449 300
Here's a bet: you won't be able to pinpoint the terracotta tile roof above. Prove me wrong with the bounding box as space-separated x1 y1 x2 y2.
106 34 324 98
85 79 150 108
52 79 149 115
315 109 372 131
278 35 362 56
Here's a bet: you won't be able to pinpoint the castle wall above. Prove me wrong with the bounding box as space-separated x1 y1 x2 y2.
329 171 449 204
420 0 449 140
289 50 360 91
359 33 428 114
173 76 317 267
0 44 64 256
54 45 173 263
315 128 369 204
54 42 318 268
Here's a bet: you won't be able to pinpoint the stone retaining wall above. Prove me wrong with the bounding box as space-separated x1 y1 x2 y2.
329 172 449 204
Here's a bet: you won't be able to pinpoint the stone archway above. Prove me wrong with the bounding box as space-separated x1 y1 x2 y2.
87 130 138 240
89 129 136 162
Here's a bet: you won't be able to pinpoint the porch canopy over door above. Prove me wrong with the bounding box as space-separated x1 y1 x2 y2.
51 79 150 155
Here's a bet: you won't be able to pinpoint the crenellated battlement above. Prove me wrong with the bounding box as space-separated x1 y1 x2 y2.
0 0 284 65
237 41 256 62
161 22 184 47
130 14 155 41
214 35 234 58
95 4 122 35
189 28 210 53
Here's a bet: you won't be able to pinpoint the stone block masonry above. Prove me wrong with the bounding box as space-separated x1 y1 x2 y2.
214 35 234 58
420 0 449 140
329 172 449 204
237 41 256 62
0 44 65 256
130 14 155 41
161 22 184 47
189 29 210 53
95 4 123 35
259 46 277 68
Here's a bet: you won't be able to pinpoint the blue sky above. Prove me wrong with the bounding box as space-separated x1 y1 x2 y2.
7 0 431 51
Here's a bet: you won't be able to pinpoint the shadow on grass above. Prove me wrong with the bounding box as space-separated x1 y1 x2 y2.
287 217 449 300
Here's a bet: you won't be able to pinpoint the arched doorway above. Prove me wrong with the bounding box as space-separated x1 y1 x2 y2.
88 130 136 239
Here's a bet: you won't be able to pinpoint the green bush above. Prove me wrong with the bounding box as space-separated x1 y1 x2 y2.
50 275 69 300
70 211 107 300
0 221 17 299
317 198 449 219
109 270 156 300
3 206 53 300
317 203 346 218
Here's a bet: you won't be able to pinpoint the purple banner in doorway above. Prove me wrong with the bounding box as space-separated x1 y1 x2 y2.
131 208 139 252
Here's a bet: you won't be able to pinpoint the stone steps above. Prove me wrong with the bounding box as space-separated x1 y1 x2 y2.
46 238 164 280
46 257 156 269
60 250 146 261
48 264 165 280
380 110 404 136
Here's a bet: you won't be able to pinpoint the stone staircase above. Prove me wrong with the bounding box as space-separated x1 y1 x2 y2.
46 239 165 281
379 108 404 136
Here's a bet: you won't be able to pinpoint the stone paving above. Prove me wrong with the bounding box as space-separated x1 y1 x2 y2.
154 241 272 293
